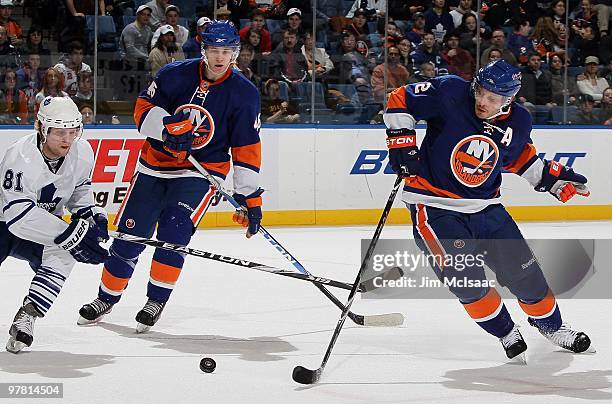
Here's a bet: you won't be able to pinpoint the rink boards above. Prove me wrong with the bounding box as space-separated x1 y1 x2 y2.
0 126 610 227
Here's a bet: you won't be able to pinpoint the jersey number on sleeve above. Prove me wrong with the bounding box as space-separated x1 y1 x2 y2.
2 169 23 192
414 82 433 94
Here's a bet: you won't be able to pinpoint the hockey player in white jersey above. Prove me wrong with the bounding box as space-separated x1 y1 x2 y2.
0 96 109 353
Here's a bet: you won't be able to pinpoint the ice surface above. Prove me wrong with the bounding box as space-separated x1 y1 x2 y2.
0 222 611 403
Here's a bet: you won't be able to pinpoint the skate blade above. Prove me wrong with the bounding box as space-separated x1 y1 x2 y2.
510 352 527 365
135 322 151 333
583 345 597 354
6 337 26 354
77 315 105 326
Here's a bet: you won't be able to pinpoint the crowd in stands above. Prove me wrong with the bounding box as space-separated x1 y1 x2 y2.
0 0 609 125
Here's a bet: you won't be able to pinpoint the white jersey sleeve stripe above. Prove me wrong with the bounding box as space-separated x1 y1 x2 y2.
6 202 36 227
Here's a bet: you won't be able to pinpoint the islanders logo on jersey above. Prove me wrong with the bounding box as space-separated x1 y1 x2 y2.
450 135 499 188
174 104 215 150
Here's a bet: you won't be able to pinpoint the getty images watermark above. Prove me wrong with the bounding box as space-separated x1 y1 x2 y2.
360 239 602 299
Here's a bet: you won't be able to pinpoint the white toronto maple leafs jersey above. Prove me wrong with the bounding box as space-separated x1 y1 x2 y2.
0 133 97 246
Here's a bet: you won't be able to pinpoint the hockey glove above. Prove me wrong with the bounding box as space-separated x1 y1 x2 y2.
386 128 419 176
54 218 109 265
72 207 109 242
162 112 194 162
535 160 590 203
233 188 264 238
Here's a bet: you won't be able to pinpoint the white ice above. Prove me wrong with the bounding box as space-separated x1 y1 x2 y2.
1 222 611 404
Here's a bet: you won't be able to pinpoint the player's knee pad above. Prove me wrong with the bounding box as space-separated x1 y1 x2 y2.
110 239 146 262
157 207 194 246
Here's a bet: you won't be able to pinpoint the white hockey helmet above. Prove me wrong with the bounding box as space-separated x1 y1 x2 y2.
36 96 83 142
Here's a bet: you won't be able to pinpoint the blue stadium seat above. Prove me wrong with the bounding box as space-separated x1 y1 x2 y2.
86 15 118 51
266 19 282 34
550 106 578 123
367 21 377 34
567 66 583 77
122 15 136 28
178 17 190 29
240 19 250 29
296 81 326 106
342 0 354 15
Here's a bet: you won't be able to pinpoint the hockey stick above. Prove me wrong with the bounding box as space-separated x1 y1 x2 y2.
292 174 405 384
186 155 404 327
110 232 356 291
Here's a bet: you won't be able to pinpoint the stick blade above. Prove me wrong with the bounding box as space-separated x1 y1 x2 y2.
292 365 322 384
363 312 405 327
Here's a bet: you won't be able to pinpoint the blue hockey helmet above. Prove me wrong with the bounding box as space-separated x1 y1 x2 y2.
473 59 522 98
200 20 241 48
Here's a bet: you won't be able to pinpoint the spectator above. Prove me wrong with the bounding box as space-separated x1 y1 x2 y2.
577 55 609 101
517 52 554 107
413 61 436 81
404 0 429 20
412 32 447 72
149 25 185 77
35 67 67 112
530 16 564 62
507 17 533 65
0 25 19 73
573 24 600 65
603 56 612 84
481 29 518 66
425 0 455 43
216 6 233 22
0 68 27 124
18 25 51 68
54 41 91 97
270 28 308 86
592 0 611 37
246 29 265 54
72 70 94 104
571 0 599 35
119 5 153 70
406 11 427 46
16 53 44 112
183 17 210 59
145 0 169 30
151 5 190 47
301 32 333 81
487 48 503 63
598 86 612 124
549 53 578 105
441 31 474 80
261 78 300 123
239 9 272 53
456 13 485 58
79 102 95 125
345 8 371 42
573 93 599 124
450 0 476 28
0 0 21 47
272 8 307 49
550 0 566 28
236 43 261 89
61 0 104 51
397 36 415 72
345 0 386 18
329 30 371 95
371 45 410 101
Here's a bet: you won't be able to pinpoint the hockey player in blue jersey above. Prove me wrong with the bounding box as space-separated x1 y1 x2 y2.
0 97 109 353
78 21 263 332
384 59 592 360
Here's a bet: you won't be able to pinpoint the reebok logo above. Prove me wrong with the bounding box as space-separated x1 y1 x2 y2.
171 123 189 133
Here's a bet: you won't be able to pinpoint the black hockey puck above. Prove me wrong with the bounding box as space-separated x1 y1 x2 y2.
200 357 216 373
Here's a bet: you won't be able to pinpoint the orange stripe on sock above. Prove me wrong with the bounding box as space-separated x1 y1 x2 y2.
101 267 129 292
519 289 556 317
463 288 502 320
150 260 182 285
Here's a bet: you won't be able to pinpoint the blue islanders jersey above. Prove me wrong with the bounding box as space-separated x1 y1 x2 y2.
384 76 544 213
134 59 262 198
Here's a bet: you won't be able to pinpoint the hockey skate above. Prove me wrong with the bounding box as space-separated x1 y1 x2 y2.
78 298 114 325
529 319 594 353
135 298 166 333
6 303 42 354
499 325 528 363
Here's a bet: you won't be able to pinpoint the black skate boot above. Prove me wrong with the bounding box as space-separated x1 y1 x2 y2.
499 325 528 362
78 298 114 325
528 318 593 353
6 303 42 354
135 298 166 333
